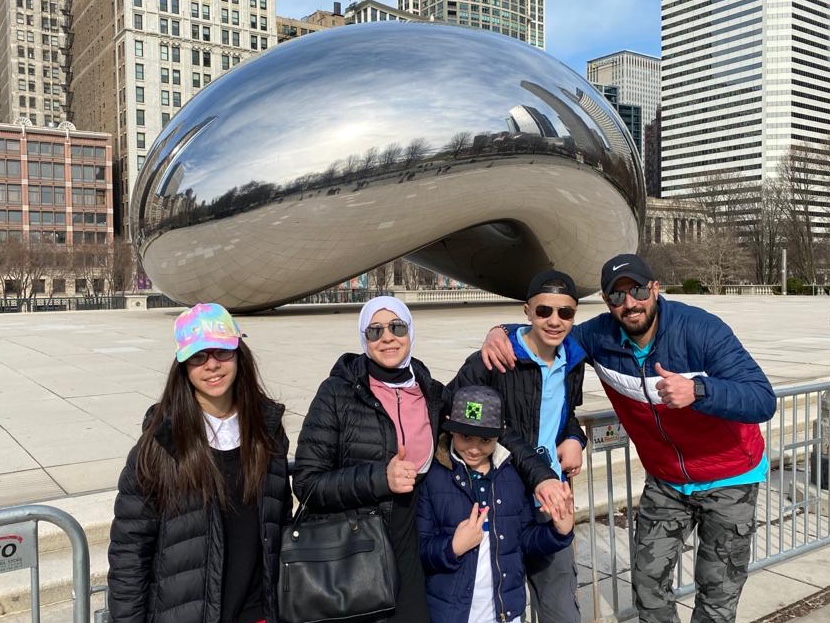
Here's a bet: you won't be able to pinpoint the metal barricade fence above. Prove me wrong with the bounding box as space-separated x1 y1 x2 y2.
0 505 109 623
577 380 830 622
2 381 829 623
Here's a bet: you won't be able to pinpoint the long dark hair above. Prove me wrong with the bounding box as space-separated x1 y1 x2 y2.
135 340 275 514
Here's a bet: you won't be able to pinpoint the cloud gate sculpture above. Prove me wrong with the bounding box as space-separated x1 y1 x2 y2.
131 22 646 312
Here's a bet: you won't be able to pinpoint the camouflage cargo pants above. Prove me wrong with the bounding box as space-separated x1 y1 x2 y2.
633 475 759 623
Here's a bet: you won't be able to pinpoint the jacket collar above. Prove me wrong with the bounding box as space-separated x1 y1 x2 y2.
149 399 284 458
508 330 587 371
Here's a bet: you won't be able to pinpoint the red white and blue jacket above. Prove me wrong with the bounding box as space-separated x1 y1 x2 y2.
571 296 776 485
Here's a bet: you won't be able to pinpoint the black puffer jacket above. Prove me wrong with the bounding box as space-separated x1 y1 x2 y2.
292 353 444 519
107 400 291 623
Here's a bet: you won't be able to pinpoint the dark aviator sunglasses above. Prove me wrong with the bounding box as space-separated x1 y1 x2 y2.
606 283 652 307
364 319 409 342
534 305 576 321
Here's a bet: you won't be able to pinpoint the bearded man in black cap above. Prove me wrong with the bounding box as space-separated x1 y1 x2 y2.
480 254 776 623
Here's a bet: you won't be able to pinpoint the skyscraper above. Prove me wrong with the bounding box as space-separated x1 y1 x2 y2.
0 0 70 127
592 83 644 157
405 0 545 49
660 0 830 214
68 0 277 235
586 50 660 155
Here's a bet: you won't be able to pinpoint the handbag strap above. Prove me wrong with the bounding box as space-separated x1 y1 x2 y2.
291 482 370 531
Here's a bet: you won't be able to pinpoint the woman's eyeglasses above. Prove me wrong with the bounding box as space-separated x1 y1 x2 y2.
186 348 237 366
364 320 409 342
534 305 576 321
606 283 652 307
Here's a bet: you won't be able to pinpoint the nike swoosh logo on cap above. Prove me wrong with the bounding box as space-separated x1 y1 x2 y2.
612 263 629 271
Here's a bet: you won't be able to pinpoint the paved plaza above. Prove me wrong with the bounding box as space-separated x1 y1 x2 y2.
0 293 829 622
1 293 828 507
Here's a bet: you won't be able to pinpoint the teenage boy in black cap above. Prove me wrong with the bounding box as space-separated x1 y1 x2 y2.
446 269 588 623
479 253 776 623
417 385 574 623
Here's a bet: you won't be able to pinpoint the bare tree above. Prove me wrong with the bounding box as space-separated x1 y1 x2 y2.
776 141 829 283
0 240 61 305
104 240 135 294
368 261 393 290
360 147 378 177
445 132 472 159
70 243 109 295
679 173 755 292
380 143 403 171
403 138 430 168
739 180 787 284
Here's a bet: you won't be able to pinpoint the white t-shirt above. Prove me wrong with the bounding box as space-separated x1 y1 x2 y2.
466 509 521 623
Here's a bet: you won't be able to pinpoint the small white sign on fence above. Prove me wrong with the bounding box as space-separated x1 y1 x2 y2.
0 521 37 574
592 423 630 452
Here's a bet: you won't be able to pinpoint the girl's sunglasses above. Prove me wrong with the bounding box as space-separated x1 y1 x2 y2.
186 348 236 366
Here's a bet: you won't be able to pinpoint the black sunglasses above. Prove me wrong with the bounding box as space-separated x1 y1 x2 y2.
534 305 576 321
606 283 652 307
187 348 237 366
364 319 409 342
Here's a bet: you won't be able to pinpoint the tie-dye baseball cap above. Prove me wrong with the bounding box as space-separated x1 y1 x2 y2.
174 303 245 362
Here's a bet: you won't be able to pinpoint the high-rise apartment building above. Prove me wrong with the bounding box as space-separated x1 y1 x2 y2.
586 50 660 158
660 0 830 222
404 0 545 49
345 0 425 24
69 0 277 235
0 0 70 127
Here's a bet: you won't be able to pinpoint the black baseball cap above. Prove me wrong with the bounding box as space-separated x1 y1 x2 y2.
526 269 578 302
601 254 655 295
443 386 504 438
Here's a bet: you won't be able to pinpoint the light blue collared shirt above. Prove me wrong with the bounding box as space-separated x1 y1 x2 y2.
517 327 567 481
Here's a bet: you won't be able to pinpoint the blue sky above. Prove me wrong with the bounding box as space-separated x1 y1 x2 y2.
276 0 661 73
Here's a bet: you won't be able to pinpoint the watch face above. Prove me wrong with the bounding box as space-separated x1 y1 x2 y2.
694 379 705 398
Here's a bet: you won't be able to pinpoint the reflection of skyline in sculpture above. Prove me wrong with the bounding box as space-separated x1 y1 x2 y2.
131 23 646 312
506 105 558 138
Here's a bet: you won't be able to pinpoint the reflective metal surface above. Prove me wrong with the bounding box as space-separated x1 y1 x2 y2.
131 22 646 311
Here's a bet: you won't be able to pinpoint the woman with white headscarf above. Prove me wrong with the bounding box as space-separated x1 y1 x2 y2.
293 296 445 623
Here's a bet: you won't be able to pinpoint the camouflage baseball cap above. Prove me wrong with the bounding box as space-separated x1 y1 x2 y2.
443 385 504 438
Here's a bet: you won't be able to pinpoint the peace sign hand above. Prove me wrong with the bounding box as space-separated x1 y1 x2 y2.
451 503 489 556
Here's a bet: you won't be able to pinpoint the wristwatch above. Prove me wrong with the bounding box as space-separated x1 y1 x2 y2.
692 377 706 400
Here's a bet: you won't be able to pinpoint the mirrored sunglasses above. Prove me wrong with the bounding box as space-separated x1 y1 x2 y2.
186 348 237 366
534 305 576 321
606 283 652 307
364 319 409 342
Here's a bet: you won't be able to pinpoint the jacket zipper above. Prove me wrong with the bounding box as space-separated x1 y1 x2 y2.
637 349 692 482
490 477 507 622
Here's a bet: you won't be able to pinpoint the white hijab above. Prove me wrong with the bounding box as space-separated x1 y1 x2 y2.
358 296 415 370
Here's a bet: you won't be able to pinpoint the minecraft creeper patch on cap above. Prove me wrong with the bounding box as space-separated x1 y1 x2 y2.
465 401 483 421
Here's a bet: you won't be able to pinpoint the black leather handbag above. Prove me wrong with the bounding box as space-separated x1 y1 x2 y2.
278 498 398 623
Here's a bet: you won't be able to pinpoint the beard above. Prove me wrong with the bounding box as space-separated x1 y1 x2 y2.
619 304 658 338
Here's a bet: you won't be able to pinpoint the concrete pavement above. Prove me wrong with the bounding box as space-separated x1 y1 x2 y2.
0 293 829 621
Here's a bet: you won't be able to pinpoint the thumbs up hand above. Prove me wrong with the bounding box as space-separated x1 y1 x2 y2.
387 445 417 493
654 362 696 409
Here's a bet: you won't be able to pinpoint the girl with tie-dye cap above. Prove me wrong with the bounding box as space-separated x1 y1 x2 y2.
108 303 291 623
